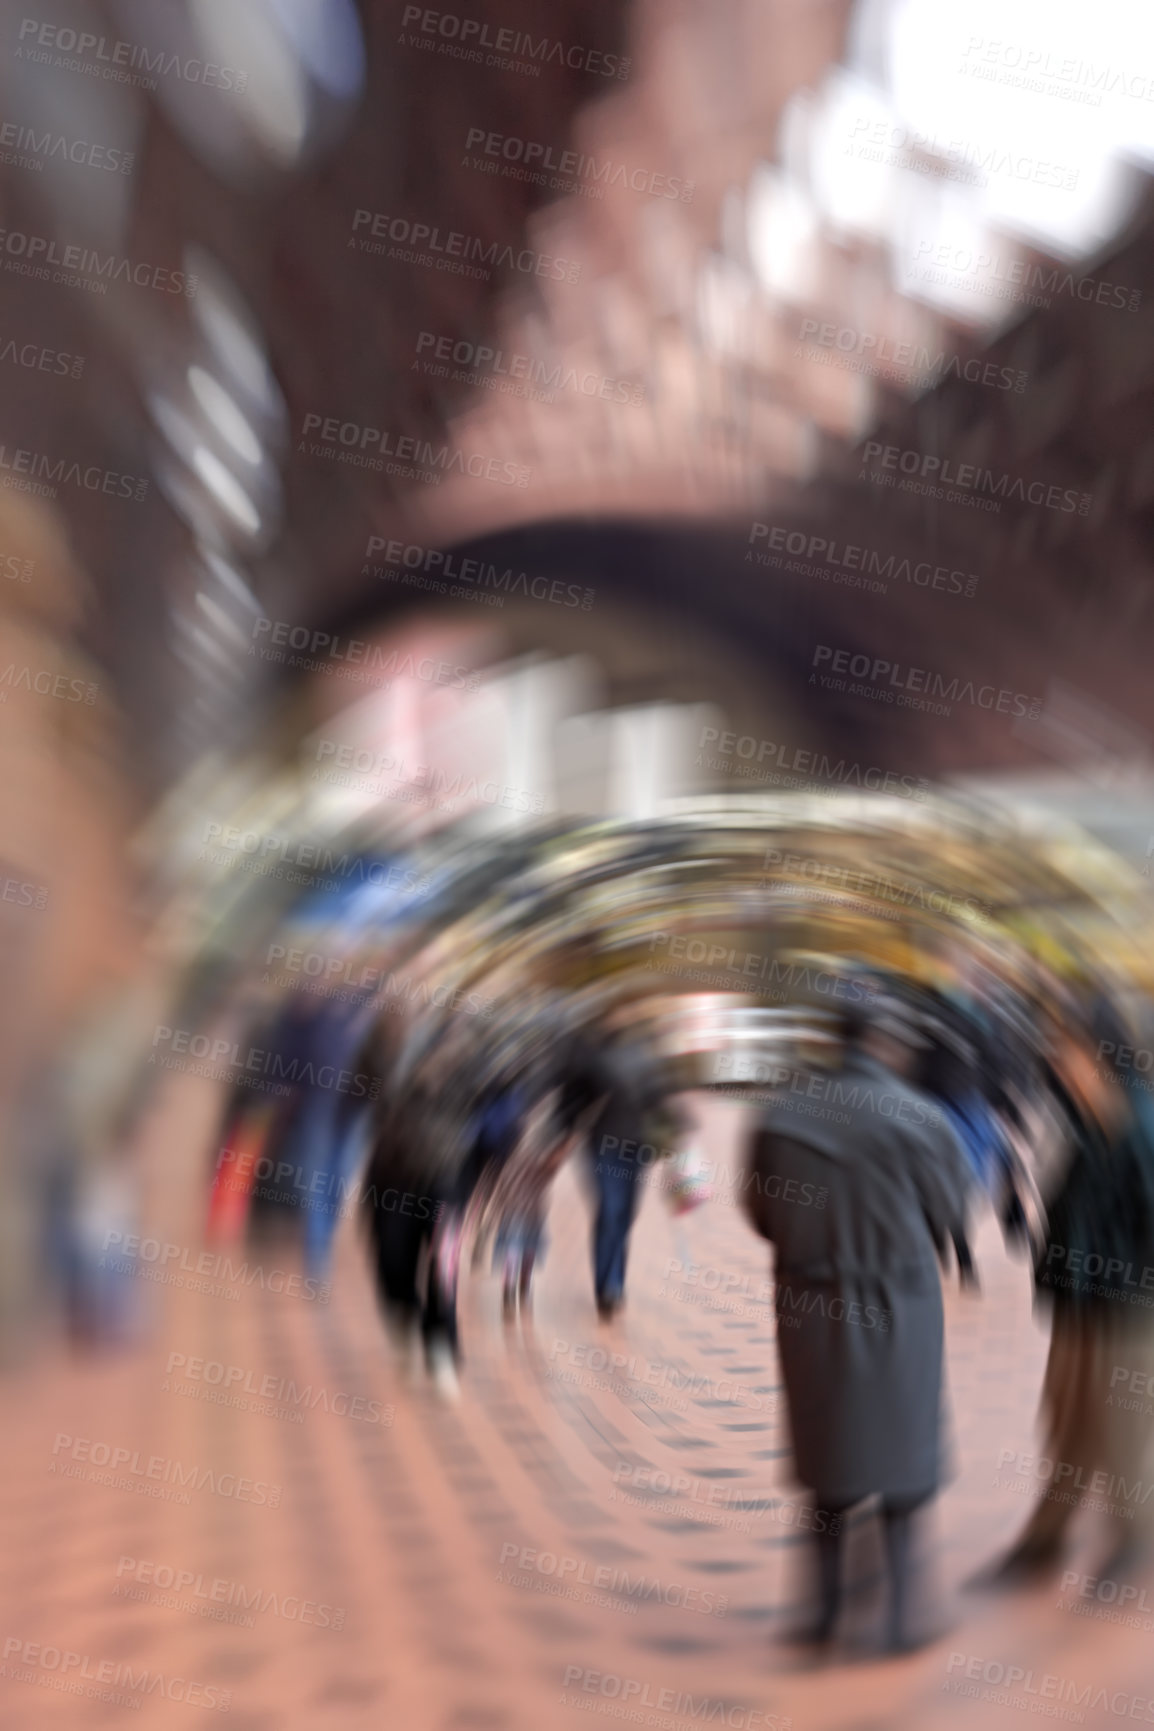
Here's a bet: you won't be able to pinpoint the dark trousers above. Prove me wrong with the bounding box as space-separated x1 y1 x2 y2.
587 1147 644 1304
810 1489 931 1645
367 1138 491 1359
369 1188 457 1354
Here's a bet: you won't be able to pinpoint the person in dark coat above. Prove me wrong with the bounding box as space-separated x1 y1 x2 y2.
744 994 972 1652
361 1080 454 1361
362 1035 533 1391
986 1006 1154 1581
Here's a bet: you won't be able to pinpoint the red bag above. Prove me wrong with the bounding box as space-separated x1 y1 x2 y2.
207 1102 277 1241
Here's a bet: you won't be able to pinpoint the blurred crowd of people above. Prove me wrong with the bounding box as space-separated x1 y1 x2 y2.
23 808 1154 1659
184 852 1154 1655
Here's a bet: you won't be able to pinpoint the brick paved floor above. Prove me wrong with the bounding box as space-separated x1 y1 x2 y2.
1 1076 1150 1730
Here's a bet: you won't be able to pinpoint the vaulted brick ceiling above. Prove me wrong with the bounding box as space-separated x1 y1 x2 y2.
1 0 1150 792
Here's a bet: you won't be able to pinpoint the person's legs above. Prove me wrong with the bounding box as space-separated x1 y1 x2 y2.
303 1098 368 1277
284 1087 330 1226
952 1229 979 1291
995 1309 1093 1570
792 1499 853 1644
371 1198 425 1344
1094 1311 1154 1571
1001 1188 1029 1246
590 1152 643 1311
500 1232 521 1318
518 1213 545 1306
812 1512 846 1642
879 1490 932 1649
422 1243 458 1354
423 1194 464 1362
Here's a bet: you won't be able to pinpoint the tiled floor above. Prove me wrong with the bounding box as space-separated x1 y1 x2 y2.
2 1074 1149 1730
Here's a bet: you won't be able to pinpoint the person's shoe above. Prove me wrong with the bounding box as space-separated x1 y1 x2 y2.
426 1338 461 1402
596 1296 621 1322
